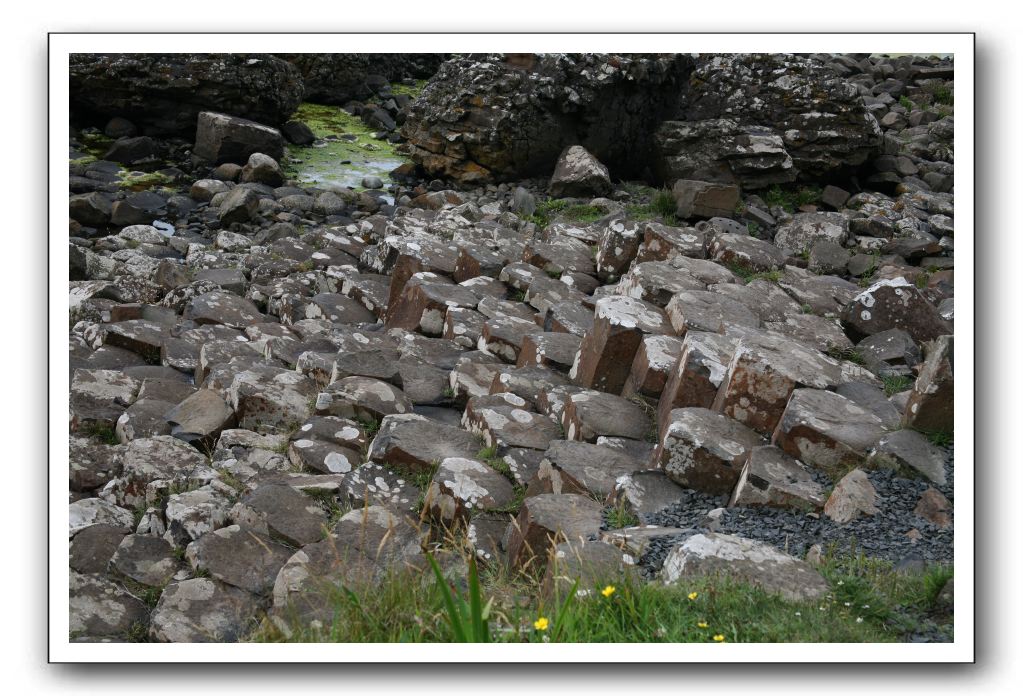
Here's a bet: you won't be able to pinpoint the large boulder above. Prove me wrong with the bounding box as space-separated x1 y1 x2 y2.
69 53 303 135
402 53 694 183
548 146 612 198
278 53 447 104
194 112 286 165
656 53 882 186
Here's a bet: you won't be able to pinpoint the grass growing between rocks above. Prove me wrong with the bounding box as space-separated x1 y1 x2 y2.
250 536 952 643
626 188 678 223
763 185 822 213
526 199 605 228
725 263 782 285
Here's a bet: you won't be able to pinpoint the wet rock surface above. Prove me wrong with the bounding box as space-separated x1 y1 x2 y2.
66 51 955 642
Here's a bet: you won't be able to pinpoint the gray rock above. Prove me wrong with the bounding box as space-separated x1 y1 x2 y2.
903 335 953 433
149 578 261 643
659 408 764 495
823 468 879 523
109 534 179 587
505 493 604 573
423 457 516 522
869 428 947 485
774 389 887 478
774 212 848 254
673 180 739 219
69 571 148 638
185 524 294 596
194 111 285 164
549 145 612 199
165 389 237 448
218 187 260 225
69 498 135 537
660 533 829 601
729 446 827 511
232 484 328 547
240 153 284 187
842 278 951 343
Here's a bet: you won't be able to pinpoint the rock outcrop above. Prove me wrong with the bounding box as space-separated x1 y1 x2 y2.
69 53 304 135
655 53 882 187
401 53 694 183
278 53 447 105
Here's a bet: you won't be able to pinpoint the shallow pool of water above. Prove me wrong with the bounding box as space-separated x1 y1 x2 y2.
283 101 412 203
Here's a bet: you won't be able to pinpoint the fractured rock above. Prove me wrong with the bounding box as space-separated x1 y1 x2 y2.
660 533 829 601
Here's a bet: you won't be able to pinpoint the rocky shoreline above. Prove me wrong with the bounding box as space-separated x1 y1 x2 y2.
67 52 955 643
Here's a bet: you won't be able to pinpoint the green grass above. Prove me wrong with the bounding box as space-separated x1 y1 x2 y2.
605 501 639 529
626 188 678 226
915 271 932 289
354 416 380 441
881 374 915 396
927 84 954 106
918 429 954 448
507 288 527 302
825 346 867 366
79 421 119 445
725 263 781 284
899 95 915 110
525 199 605 227
763 185 822 213
252 546 952 643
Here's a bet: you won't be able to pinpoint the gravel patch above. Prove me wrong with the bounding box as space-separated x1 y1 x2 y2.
636 449 955 579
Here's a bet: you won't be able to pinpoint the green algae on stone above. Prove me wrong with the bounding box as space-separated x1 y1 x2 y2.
283 101 410 192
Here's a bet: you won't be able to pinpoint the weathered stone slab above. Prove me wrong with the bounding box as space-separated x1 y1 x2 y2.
70 571 148 638
903 335 953 433
773 389 888 478
423 457 516 523
658 408 764 495
823 469 878 523
664 290 760 336
608 471 687 518
842 278 951 343
571 296 672 395
729 446 827 511
562 389 651 443
660 533 829 601
109 534 178 587
186 525 294 596
149 578 261 643
622 334 684 400
367 413 480 474
505 493 603 574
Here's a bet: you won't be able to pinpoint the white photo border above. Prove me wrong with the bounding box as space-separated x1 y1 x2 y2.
49 32 974 663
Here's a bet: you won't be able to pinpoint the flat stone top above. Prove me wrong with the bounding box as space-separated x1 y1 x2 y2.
594 295 672 334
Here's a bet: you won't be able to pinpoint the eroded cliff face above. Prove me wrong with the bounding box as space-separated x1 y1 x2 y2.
69 53 305 135
277 53 448 105
402 53 883 188
400 53 695 184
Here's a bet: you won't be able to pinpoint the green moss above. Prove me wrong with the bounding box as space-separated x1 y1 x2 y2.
391 79 428 98
78 131 115 159
282 101 408 190
118 171 173 191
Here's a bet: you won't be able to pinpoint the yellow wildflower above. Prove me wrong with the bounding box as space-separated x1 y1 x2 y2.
713 634 725 642
601 585 616 598
534 617 549 631
688 591 699 600
697 621 709 629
